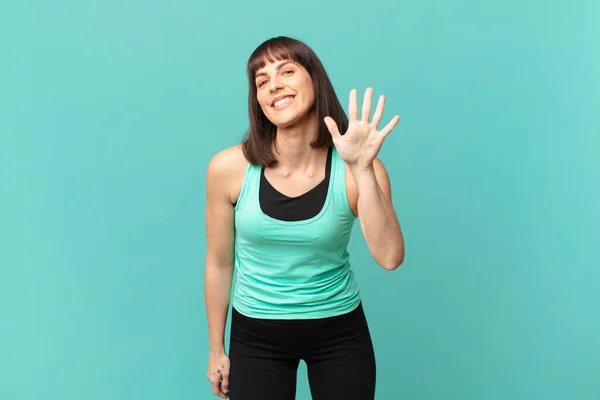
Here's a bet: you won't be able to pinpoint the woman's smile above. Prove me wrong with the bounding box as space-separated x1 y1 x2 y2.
272 95 296 110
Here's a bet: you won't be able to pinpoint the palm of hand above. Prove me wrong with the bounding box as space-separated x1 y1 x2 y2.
324 87 400 169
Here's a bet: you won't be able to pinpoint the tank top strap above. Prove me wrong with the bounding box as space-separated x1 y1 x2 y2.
234 160 260 213
330 146 356 219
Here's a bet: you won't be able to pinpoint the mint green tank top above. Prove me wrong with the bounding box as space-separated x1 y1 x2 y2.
232 146 361 319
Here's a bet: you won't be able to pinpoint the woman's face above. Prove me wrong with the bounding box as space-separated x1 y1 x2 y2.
254 59 315 128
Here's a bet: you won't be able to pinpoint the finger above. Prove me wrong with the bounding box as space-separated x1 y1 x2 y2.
324 116 341 138
361 87 373 122
380 115 400 138
211 378 221 396
371 95 386 129
221 370 230 396
348 89 358 120
210 371 222 391
211 381 227 398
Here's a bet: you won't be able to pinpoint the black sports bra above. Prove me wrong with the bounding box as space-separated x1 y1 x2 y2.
259 147 332 222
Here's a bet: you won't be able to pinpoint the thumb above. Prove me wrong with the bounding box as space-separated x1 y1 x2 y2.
323 116 341 138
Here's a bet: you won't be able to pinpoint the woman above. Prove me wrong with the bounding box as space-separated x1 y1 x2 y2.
204 36 404 399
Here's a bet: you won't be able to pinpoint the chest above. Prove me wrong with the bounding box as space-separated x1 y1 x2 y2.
262 169 326 198
235 197 354 251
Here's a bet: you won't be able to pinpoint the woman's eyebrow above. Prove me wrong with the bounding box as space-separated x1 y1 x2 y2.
255 60 295 78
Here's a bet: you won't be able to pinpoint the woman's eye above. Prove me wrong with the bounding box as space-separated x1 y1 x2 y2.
258 80 267 87
283 70 293 76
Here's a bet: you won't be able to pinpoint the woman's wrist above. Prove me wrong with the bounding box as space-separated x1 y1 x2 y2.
210 345 226 355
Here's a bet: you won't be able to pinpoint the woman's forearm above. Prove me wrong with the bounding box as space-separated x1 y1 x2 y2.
349 163 404 270
204 263 234 353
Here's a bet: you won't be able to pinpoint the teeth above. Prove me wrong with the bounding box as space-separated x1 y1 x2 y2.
274 96 293 107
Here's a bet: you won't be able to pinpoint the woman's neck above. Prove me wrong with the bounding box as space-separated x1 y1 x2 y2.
272 112 326 172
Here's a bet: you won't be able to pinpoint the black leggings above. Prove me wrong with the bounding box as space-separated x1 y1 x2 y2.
228 302 376 400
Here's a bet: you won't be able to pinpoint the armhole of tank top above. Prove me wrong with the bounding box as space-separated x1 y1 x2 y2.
333 147 356 219
233 161 252 212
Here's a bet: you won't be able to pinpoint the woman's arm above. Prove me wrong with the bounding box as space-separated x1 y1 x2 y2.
349 158 404 271
204 152 235 355
325 87 404 271
204 148 244 398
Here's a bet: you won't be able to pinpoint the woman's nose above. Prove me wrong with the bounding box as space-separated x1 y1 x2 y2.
269 78 283 92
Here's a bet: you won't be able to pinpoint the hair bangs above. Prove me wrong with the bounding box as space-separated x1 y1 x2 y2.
247 38 309 77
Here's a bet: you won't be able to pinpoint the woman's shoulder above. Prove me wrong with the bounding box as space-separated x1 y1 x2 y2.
206 144 249 204
207 144 248 176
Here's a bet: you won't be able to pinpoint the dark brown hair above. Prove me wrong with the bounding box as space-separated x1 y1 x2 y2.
241 36 348 167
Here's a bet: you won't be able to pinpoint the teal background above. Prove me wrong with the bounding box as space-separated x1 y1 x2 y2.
1 0 599 399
